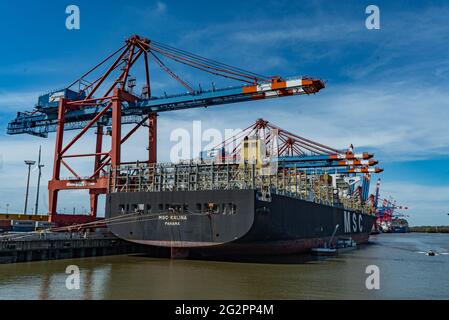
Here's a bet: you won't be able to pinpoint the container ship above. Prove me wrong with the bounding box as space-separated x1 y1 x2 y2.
373 191 409 233
390 219 409 233
382 218 409 233
105 121 379 258
4 36 379 257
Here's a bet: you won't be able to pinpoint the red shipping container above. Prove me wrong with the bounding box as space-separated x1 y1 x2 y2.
0 220 11 227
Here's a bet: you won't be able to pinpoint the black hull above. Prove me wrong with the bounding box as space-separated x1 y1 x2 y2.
106 190 375 256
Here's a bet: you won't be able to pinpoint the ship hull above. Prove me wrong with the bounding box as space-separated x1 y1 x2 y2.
106 190 375 257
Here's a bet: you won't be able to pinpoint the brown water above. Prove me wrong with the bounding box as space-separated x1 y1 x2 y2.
0 233 448 300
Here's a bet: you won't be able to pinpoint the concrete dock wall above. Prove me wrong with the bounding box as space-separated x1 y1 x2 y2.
0 232 158 264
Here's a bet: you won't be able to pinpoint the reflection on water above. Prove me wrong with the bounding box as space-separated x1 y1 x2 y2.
38 274 50 300
0 233 448 299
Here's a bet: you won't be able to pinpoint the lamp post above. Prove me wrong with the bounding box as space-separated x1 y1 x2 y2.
24 160 36 215
34 146 44 215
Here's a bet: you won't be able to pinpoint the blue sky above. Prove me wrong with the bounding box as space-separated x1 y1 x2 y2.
0 0 448 225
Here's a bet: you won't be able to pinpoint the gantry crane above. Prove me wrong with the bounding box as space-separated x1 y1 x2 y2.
370 178 409 231
204 118 383 174
7 35 325 225
377 198 409 221
202 118 382 205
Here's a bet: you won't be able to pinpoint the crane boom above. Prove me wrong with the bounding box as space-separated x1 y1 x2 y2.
7 77 323 138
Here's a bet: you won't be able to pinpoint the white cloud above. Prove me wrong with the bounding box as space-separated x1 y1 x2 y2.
156 2 167 14
0 90 40 113
155 81 449 163
124 1 167 21
5 79 446 166
174 5 449 82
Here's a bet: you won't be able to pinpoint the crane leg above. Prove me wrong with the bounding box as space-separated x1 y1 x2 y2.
89 192 98 217
48 190 59 220
148 113 157 163
89 125 103 217
48 99 66 220
111 90 122 168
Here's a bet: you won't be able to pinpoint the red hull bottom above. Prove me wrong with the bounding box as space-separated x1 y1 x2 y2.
129 233 371 259
193 233 371 257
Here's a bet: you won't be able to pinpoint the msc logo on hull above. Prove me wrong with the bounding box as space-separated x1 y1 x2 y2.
344 211 363 233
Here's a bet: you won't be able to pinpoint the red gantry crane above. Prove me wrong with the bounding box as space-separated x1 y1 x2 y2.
202 118 382 207
370 178 409 232
7 35 325 226
204 118 382 174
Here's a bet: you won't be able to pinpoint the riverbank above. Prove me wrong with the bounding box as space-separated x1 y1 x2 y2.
1 233 448 299
409 226 449 233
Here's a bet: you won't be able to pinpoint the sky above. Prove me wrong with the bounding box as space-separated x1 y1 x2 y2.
0 0 448 225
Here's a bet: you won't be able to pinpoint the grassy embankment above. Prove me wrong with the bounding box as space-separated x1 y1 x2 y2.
409 226 449 233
